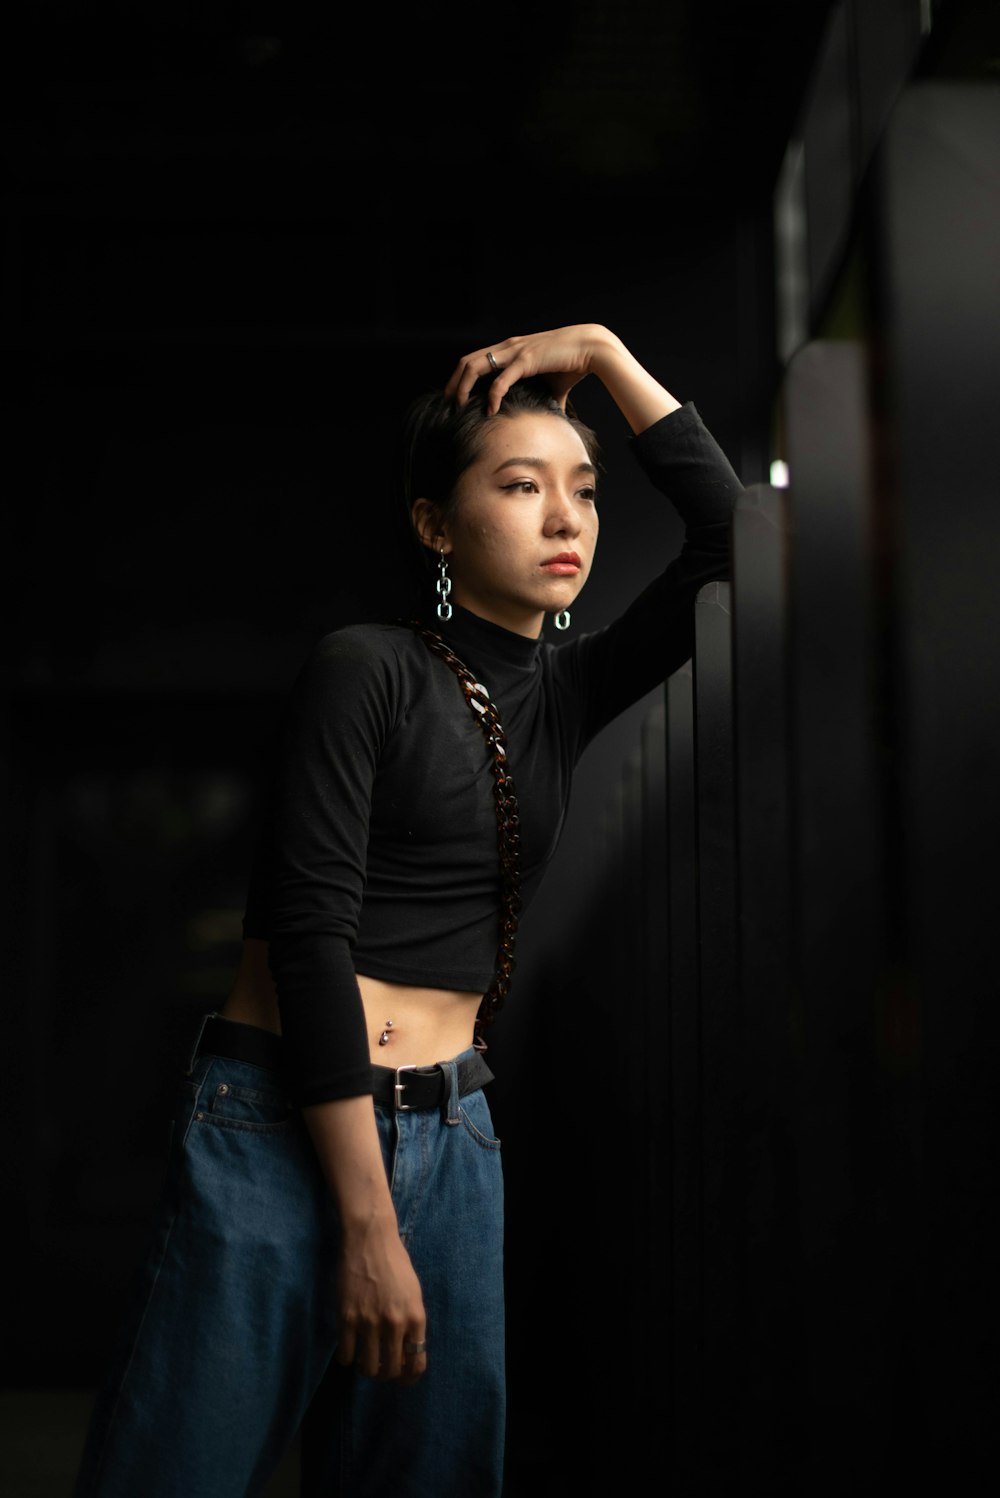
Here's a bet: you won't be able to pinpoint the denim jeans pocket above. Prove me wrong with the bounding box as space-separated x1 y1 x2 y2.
458 1091 501 1151
201 1074 294 1133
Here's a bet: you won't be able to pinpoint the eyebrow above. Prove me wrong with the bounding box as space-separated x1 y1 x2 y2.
492 456 597 478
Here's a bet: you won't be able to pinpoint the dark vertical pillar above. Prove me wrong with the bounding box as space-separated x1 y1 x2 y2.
621 750 654 1390
783 339 890 1483
691 582 740 1488
873 81 1000 1483
730 482 804 1487
588 777 634 1462
639 709 671 1387
663 662 701 1489
802 0 855 319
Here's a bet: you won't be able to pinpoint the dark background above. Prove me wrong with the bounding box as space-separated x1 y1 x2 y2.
3 2 998 1494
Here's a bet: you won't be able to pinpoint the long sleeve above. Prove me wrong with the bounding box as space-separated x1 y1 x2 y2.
266 629 399 1106
558 400 741 749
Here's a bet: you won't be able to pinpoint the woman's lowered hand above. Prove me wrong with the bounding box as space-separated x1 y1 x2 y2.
302 1096 428 1384
335 1217 428 1385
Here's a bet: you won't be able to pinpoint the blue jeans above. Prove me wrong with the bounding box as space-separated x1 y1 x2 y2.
73 1018 505 1498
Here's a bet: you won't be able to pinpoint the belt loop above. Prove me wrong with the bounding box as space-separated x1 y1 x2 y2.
186 1010 216 1075
442 1058 461 1125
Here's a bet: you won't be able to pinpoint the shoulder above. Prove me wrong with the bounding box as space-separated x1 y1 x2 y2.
291 621 438 713
302 620 437 677
314 618 420 656
284 623 407 716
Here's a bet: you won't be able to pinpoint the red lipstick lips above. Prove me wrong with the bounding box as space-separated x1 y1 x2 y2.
541 551 582 574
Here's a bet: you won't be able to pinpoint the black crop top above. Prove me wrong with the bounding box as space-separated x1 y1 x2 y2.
243 402 742 1105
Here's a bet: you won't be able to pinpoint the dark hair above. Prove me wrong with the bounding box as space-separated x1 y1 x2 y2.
399 374 602 553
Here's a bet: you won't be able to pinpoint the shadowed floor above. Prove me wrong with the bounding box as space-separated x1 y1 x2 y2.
0 1391 300 1498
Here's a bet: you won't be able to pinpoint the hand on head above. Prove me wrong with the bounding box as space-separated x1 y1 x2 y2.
444 324 615 415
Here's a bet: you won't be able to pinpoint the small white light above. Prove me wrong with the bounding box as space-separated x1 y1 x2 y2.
769 460 790 489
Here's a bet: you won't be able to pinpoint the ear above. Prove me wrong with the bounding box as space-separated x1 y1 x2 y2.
411 497 450 554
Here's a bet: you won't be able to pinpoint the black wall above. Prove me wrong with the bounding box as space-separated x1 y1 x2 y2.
495 8 1000 1493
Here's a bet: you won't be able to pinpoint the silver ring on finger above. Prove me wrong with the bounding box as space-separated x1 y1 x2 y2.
404 1339 428 1355
486 351 500 374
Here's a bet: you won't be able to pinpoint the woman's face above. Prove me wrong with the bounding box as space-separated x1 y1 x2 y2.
420 411 599 638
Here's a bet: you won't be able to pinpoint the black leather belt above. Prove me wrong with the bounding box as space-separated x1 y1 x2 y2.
370 1052 494 1112
194 1014 493 1112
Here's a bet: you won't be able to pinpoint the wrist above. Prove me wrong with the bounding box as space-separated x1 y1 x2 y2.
339 1198 400 1241
586 325 627 377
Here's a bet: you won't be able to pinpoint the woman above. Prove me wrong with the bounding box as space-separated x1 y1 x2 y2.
74 324 741 1497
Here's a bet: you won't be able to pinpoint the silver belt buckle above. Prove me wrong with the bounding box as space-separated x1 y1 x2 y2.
394 1064 419 1112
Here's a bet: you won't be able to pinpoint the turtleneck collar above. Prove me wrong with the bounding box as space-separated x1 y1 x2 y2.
427 604 543 677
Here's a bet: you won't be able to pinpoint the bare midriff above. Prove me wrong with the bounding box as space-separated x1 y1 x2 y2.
220 938 482 1068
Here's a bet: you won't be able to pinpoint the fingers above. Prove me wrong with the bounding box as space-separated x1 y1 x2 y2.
444 336 527 412
335 1313 429 1385
359 1321 387 1380
480 358 527 416
376 1309 428 1384
442 350 481 406
334 1322 356 1369
399 1323 429 1387
442 326 600 412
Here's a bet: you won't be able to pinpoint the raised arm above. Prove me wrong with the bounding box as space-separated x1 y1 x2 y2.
444 323 682 434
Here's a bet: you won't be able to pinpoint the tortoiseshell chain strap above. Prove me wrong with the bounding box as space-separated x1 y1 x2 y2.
402 619 522 1044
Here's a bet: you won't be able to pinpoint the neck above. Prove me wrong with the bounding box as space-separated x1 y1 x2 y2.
448 592 543 640
426 605 544 670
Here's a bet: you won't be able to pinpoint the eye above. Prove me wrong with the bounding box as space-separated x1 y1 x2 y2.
578 485 597 504
501 480 538 494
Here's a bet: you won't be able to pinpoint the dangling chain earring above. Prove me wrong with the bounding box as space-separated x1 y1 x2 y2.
436 547 453 621
554 609 571 631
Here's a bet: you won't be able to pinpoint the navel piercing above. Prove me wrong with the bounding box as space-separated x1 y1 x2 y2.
378 1020 394 1047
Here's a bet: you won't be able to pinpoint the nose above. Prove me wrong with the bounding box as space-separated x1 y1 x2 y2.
543 488 582 538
